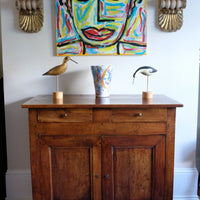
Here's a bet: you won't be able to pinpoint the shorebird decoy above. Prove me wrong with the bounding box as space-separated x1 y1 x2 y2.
43 56 78 76
132 66 157 99
43 56 78 101
43 56 78 91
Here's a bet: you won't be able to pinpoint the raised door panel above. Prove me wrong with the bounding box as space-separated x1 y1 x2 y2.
39 136 101 200
102 136 165 200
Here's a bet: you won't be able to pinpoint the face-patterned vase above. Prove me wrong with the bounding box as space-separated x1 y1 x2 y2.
91 65 113 98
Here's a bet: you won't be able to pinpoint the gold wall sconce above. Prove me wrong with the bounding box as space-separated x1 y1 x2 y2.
158 0 186 32
15 0 43 33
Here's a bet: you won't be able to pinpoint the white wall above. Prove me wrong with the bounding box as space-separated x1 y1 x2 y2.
1 0 200 199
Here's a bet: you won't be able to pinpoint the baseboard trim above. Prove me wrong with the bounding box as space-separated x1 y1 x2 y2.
6 169 32 200
6 198 32 200
5 168 199 200
173 197 199 200
173 168 199 200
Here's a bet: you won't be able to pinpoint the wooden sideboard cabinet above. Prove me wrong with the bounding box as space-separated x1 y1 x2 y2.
22 95 183 200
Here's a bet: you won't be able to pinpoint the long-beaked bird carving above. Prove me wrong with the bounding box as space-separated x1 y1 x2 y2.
43 56 78 76
43 56 78 92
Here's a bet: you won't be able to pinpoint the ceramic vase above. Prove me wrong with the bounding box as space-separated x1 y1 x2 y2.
91 65 113 98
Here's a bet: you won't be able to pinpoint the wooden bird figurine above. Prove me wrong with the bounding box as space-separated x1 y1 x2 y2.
43 56 78 94
43 56 78 76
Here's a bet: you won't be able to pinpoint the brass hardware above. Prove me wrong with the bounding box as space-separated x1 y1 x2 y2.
60 113 68 118
158 0 186 32
135 113 142 117
16 0 43 33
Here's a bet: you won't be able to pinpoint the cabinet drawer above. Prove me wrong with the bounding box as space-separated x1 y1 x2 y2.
112 108 167 122
38 109 92 122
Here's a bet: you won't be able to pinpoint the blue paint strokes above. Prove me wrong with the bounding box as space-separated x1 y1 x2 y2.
56 0 147 55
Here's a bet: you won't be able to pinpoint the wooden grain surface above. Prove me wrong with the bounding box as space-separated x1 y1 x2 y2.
39 136 101 200
36 122 167 136
38 108 92 122
102 135 165 200
22 95 183 108
25 95 182 200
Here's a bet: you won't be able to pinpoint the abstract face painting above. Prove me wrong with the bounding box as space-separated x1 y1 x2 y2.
56 0 147 55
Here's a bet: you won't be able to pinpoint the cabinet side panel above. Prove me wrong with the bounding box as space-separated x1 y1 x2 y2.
29 109 42 200
152 136 166 199
165 108 176 200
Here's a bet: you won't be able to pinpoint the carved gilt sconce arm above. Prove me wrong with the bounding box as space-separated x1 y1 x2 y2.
158 0 186 32
16 0 43 33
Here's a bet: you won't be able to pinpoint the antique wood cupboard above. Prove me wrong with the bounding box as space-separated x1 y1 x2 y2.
22 95 183 200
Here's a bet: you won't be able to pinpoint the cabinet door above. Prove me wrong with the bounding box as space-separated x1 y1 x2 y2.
102 135 165 200
38 136 101 200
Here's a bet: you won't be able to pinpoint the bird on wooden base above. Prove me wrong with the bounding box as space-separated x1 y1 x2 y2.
43 56 78 76
43 56 78 92
132 66 157 92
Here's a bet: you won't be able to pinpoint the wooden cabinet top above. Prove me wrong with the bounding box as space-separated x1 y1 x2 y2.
22 95 183 109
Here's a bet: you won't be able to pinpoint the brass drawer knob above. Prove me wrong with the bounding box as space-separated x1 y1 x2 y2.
60 113 68 118
135 113 142 117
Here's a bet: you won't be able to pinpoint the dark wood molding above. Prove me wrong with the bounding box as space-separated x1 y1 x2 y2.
0 77 7 199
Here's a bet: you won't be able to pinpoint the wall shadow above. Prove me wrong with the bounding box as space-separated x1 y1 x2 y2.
196 63 200 189
5 97 32 169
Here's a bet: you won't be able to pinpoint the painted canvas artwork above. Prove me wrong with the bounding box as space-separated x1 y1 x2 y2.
56 0 147 56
